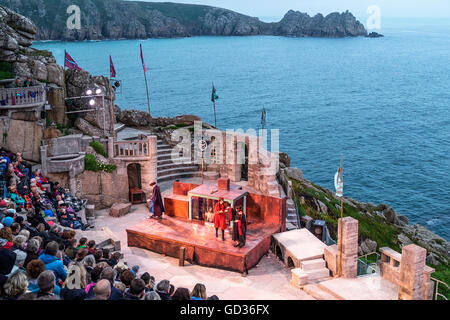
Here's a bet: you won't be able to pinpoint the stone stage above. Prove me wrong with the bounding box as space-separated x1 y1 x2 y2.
126 216 281 273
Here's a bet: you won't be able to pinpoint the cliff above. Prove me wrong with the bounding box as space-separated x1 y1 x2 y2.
0 0 369 41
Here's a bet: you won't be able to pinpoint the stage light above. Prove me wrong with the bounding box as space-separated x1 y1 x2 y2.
89 99 95 106
95 88 102 95
86 89 93 95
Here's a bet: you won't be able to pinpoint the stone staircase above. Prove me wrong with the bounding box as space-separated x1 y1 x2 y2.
286 198 299 230
291 257 332 289
157 138 201 183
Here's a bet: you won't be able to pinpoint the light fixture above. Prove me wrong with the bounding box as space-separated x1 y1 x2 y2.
86 89 93 95
89 99 96 106
95 88 102 95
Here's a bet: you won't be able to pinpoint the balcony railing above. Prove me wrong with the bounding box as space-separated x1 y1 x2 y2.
113 139 151 158
0 85 46 109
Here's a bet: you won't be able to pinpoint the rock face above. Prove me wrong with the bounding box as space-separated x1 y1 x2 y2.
0 1 370 40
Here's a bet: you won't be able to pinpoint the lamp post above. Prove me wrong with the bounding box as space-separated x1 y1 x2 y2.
65 87 108 137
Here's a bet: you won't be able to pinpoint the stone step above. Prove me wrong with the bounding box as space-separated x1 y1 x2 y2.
302 284 339 300
286 222 298 231
157 165 199 177
301 258 326 271
158 157 193 166
305 268 330 282
157 162 198 171
157 171 202 183
316 283 346 300
290 268 308 288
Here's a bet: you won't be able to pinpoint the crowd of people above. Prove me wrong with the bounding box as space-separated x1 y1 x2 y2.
0 148 219 301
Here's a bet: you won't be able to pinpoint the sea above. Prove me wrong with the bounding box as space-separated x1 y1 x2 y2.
33 18 450 240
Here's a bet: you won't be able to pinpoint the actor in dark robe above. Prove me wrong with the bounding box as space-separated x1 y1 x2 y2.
233 206 247 248
229 207 239 243
150 181 165 219
214 198 227 241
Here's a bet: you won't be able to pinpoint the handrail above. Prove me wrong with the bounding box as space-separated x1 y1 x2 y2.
0 85 46 108
357 252 381 276
113 139 151 158
431 277 449 300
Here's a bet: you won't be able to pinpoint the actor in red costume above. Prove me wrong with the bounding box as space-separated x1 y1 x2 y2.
214 197 227 241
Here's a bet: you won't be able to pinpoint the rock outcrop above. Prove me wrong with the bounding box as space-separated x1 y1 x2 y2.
0 1 371 40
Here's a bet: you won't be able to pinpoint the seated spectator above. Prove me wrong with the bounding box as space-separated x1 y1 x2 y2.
144 290 161 300
81 254 96 274
76 237 88 250
2 270 28 300
130 265 139 277
23 76 35 88
156 280 172 300
9 249 26 275
93 249 103 263
32 169 48 187
86 267 123 300
0 226 13 249
120 269 135 288
140 272 154 293
172 287 191 301
0 248 16 296
36 270 59 300
64 238 78 260
191 283 207 300
107 251 121 267
85 265 103 294
24 238 40 268
59 209 84 230
114 282 126 295
11 234 27 252
87 240 96 255
18 229 30 241
90 279 111 300
75 248 88 262
10 222 21 236
207 295 220 300
124 278 146 300
26 259 61 296
38 241 67 284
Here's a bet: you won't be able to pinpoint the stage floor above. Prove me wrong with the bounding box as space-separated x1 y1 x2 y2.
126 216 281 273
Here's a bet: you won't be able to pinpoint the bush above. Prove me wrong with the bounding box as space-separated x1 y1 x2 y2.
85 154 116 173
90 141 108 158
0 62 13 80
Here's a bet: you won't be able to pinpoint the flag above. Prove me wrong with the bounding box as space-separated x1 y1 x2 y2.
110 55 116 78
334 167 343 198
211 83 219 102
140 44 148 73
64 50 82 71
261 108 267 128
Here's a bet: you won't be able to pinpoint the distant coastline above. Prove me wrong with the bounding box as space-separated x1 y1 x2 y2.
0 0 375 41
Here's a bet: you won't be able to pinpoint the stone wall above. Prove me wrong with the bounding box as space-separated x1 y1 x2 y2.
0 117 43 162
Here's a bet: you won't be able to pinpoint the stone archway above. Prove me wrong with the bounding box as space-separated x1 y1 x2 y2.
287 256 295 269
127 163 142 190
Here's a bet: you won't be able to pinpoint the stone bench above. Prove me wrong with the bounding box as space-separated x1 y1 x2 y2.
109 202 132 217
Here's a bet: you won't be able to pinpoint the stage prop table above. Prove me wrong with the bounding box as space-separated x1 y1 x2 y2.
188 184 247 222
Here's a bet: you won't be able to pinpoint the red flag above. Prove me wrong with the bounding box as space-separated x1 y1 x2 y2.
64 50 82 71
140 44 148 73
110 55 116 78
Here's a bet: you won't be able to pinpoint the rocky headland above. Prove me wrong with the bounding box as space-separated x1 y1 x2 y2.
0 0 375 41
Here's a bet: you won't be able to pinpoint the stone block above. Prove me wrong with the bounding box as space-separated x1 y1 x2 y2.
338 217 359 279
109 202 132 217
218 178 230 191
398 244 427 300
324 244 338 276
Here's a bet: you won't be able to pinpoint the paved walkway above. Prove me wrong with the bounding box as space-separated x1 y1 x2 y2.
80 204 314 300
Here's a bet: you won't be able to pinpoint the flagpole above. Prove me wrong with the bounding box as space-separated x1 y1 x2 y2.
337 156 343 277
143 66 151 116
108 76 115 138
213 100 217 128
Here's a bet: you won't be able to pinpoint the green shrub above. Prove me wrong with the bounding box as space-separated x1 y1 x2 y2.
0 62 13 80
85 154 116 173
90 141 108 158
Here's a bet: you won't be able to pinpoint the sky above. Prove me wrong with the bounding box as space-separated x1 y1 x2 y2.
131 0 450 19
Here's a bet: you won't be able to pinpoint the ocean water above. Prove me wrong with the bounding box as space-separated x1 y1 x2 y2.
33 18 450 240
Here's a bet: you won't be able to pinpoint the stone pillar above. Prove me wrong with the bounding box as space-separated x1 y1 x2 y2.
108 137 114 159
398 244 427 300
337 217 358 278
69 170 77 196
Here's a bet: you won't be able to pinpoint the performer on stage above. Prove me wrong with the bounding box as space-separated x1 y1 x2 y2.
214 197 227 241
233 206 247 248
149 181 165 219
229 206 239 244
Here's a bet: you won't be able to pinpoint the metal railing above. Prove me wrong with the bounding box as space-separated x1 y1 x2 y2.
113 139 151 158
431 277 449 300
357 252 381 276
0 85 46 108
